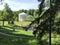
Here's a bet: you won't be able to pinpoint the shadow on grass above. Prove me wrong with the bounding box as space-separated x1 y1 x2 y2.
0 34 60 45
0 26 34 38
0 26 14 33
52 42 60 45
0 26 38 45
0 34 38 45
0 25 24 33
0 26 60 45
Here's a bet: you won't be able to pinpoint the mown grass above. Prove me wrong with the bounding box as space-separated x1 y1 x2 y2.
0 21 60 45
42 33 60 45
14 21 31 26
0 34 38 45
0 23 39 45
0 25 60 45
0 25 33 37
0 21 31 26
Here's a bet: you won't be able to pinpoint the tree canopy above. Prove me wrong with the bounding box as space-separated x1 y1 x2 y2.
26 0 60 45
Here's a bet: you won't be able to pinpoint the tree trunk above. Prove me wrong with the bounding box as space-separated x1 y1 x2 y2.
2 20 4 26
8 20 10 24
11 20 14 24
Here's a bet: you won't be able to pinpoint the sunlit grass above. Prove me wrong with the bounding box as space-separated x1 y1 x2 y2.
0 21 31 26
14 21 31 26
0 21 60 45
0 26 33 36
12 29 33 36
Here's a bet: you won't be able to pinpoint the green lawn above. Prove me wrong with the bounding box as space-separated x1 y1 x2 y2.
0 21 60 45
0 24 39 45
0 34 38 45
42 33 60 45
14 21 31 26
0 21 31 26
0 25 60 45
0 25 33 36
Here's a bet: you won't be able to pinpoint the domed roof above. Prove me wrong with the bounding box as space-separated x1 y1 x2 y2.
19 12 27 16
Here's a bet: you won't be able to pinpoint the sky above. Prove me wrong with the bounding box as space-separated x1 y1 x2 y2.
0 0 40 11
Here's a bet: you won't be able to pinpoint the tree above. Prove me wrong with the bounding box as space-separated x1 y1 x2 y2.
4 3 14 24
0 10 3 21
0 11 4 26
13 12 18 21
33 9 39 18
0 10 8 26
26 0 60 45
23 10 27 13
27 9 34 16
0 0 4 5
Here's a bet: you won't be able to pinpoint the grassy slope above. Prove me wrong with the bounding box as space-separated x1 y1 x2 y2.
0 22 38 45
0 34 38 45
0 21 60 45
0 21 39 45
0 25 33 36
